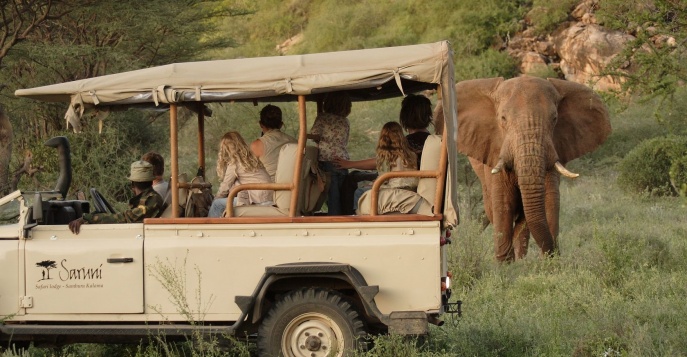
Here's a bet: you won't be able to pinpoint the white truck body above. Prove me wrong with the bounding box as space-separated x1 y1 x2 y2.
3 41 460 356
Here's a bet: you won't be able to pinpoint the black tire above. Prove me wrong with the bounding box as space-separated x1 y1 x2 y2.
257 288 367 357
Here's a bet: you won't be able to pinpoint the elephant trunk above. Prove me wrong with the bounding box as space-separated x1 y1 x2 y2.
515 141 556 256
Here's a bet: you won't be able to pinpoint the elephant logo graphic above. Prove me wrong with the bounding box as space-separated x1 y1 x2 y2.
36 260 57 282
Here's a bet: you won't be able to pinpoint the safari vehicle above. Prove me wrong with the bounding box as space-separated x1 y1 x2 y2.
2 41 460 356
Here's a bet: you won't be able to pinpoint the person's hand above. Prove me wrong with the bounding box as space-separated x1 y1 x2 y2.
307 133 321 143
333 158 352 169
68 217 86 235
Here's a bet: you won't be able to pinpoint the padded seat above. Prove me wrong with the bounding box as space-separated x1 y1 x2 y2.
42 200 90 225
357 135 441 216
232 144 324 217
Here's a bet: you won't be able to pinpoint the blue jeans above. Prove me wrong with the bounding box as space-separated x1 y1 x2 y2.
320 161 348 215
208 198 228 217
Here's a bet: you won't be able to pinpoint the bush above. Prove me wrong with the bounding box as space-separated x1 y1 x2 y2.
669 154 687 197
527 0 579 35
617 135 687 196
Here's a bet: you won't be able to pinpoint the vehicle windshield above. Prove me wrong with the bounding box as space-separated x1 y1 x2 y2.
0 198 20 225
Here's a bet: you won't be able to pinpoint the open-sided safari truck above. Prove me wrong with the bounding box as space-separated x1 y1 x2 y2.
3 41 460 355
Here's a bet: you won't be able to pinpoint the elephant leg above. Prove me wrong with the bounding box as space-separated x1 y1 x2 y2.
491 174 517 262
513 215 530 259
544 172 561 254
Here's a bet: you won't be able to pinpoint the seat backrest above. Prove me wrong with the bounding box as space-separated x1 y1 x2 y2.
416 135 442 204
160 173 189 218
299 146 326 214
273 143 299 210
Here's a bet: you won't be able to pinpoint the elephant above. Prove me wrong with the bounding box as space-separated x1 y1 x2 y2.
435 76 611 262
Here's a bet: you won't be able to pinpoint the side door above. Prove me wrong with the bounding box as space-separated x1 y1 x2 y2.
0 191 22 317
24 223 144 314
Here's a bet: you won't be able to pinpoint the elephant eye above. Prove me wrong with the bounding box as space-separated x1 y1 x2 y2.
500 115 506 123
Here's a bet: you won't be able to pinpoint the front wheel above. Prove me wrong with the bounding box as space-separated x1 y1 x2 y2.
257 288 367 357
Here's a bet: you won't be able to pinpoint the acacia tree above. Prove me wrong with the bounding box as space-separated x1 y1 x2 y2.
36 259 57 280
0 1 88 194
0 0 250 197
0 1 85 66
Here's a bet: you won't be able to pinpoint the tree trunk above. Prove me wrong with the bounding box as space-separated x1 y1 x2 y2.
0 106 12 195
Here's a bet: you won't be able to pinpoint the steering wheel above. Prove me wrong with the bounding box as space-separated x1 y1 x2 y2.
90 188 116 214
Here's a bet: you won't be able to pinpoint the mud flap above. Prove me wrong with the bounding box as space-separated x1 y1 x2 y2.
388 311 428 336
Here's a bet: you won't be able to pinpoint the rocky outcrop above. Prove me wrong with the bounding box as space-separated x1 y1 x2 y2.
553 23 634 91
506 0 634 91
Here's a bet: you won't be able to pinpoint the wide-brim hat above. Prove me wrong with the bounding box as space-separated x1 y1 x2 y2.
128 160 155 182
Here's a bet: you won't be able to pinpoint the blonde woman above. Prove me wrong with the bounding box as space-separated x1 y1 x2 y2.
375 121 418 189
354 122 418 209
208 131 273 217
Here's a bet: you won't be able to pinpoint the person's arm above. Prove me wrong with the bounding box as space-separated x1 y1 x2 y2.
334 157 376 170
306 133 321 143
308 116 323 143
70 209 127 233
250 139 264 158
77 192 164 226
216 164 238 198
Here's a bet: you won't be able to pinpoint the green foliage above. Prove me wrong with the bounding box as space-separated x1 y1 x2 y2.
218 0 528 80
617 135 687 196
455 49 520 81
669 154 687 197
527 0 579 35
597 0 687 99
351 334 452 357
0 0 249 198
18 111 167 205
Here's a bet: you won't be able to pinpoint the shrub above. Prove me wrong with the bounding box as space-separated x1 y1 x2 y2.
617 135 687 196
669 154 687 197
527 0 579 35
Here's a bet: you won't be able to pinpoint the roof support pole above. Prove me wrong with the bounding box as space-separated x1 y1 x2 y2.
197 103 206 175
289 95 307 217
170 104 180 218
435 107 449 216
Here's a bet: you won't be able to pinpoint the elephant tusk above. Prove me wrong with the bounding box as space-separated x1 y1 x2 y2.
555 161 579 178
491 159 504 174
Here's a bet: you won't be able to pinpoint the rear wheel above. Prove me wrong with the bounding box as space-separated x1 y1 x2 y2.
257 288 367 357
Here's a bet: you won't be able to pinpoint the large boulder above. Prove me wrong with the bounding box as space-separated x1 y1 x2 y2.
553 23 634 91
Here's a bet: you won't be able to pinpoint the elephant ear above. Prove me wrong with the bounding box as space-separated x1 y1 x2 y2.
457 77 504 167
548 78 611 164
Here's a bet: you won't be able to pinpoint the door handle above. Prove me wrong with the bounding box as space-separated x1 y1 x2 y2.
107 257 134 263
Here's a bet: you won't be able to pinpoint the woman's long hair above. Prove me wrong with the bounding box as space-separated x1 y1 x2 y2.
216 131 264 179
376 122 417 171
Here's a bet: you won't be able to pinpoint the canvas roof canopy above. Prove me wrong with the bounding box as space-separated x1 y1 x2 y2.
15 41 459 226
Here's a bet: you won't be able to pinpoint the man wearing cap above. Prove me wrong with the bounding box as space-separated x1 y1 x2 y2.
68 160 165 234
